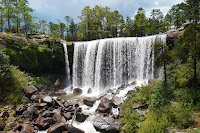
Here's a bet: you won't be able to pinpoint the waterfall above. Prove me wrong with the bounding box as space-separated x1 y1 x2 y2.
73 34 166 93
62 41 71 90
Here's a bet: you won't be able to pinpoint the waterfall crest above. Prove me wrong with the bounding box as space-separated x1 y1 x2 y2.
73 35 166 93
62 41 71 90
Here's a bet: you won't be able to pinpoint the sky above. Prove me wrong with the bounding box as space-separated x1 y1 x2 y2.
28 0 184 24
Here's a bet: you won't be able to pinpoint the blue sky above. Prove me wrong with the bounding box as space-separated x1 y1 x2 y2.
29 0 184 24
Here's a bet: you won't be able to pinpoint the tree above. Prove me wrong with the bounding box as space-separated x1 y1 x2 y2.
39 20 47 34
148 9 164 35
185 0 200 24
0 0 5 31
65 16 72 36
154 41 171 106
134 8 148 37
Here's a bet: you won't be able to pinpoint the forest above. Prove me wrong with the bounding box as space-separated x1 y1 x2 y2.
0 0 200 132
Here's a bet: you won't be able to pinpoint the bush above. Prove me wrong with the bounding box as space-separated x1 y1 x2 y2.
138 111 169 133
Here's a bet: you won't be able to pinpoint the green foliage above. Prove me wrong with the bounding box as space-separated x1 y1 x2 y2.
0 49 30 104
133 80 157 104
138 111 169 133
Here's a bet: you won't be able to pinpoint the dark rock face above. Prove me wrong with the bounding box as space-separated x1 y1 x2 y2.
63 112 72 120
96 98 111 113
93 117 120 133
23 85 38 98
73 88 83 95
47 123 67 133
0 119 5 131
87 88 92 94
68 126 85 133
15 105 27 115
83 97 96 107
75 112 89 123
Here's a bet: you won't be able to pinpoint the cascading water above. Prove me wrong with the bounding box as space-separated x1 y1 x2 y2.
62 41 71 91
73 34 166 93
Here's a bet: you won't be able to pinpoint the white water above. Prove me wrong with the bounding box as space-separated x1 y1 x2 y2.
73 35 166 92
62 41 71 91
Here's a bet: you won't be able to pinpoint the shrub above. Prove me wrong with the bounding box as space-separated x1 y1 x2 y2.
138 111 169 133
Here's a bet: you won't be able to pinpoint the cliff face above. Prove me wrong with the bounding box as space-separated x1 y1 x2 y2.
166 22 190 45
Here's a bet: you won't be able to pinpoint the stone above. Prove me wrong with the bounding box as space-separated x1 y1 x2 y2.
52 111 66 124
0 111 9 118
43 96 53 103
96 98 111 113
47 123 67 133
67 126 84 133
54 90 67 96
22 105 39 120
33 103 47 110
0 120 5 131
111 97 123 108
87 88 92 94
75 112 89 123
63 112 72 120
34 115 54 130
83 97 96 107
31 94 44 102
15 105 27 115
93 117 120 133
42 111 54 118
23 85 38 98
73 88 83 95
18 124 34 133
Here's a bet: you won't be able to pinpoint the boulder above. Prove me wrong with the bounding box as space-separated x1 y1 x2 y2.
83 97 96 107
42 111 54 118
63 112 72 120
111 97 123 108
22 105 38 120
67 126 85 133
52 111 66 124
93 117 120 133
31 94 44 102
34 115 54 130
43 96 53 103
18 124 34 133
0 111 9 118
75 112 89 123
73 88 83 95
15 104 27 115
96 98 111 113
54 90 67 96
0 120 5 131
23 85 38 98
47 123 67 133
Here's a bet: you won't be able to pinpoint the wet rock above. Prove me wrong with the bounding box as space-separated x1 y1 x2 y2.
0 119 5 131
18 124 34 133
47 123 67 133
87 88 92 94
96 98 111 113
42 111 54 118
22 105 38 120
0 111 9 118
54 90 67 96
111 97 123 108
34 115 54 130
63 112 72 120
68 126 85 133
15 105 27 115
23 85 38 98
34 103 47 110
52 111 66 124
93 117 120 133
31 94 44 102
73 88 83 95
76 112 89 123
83 97 96 107
43 96 53 103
